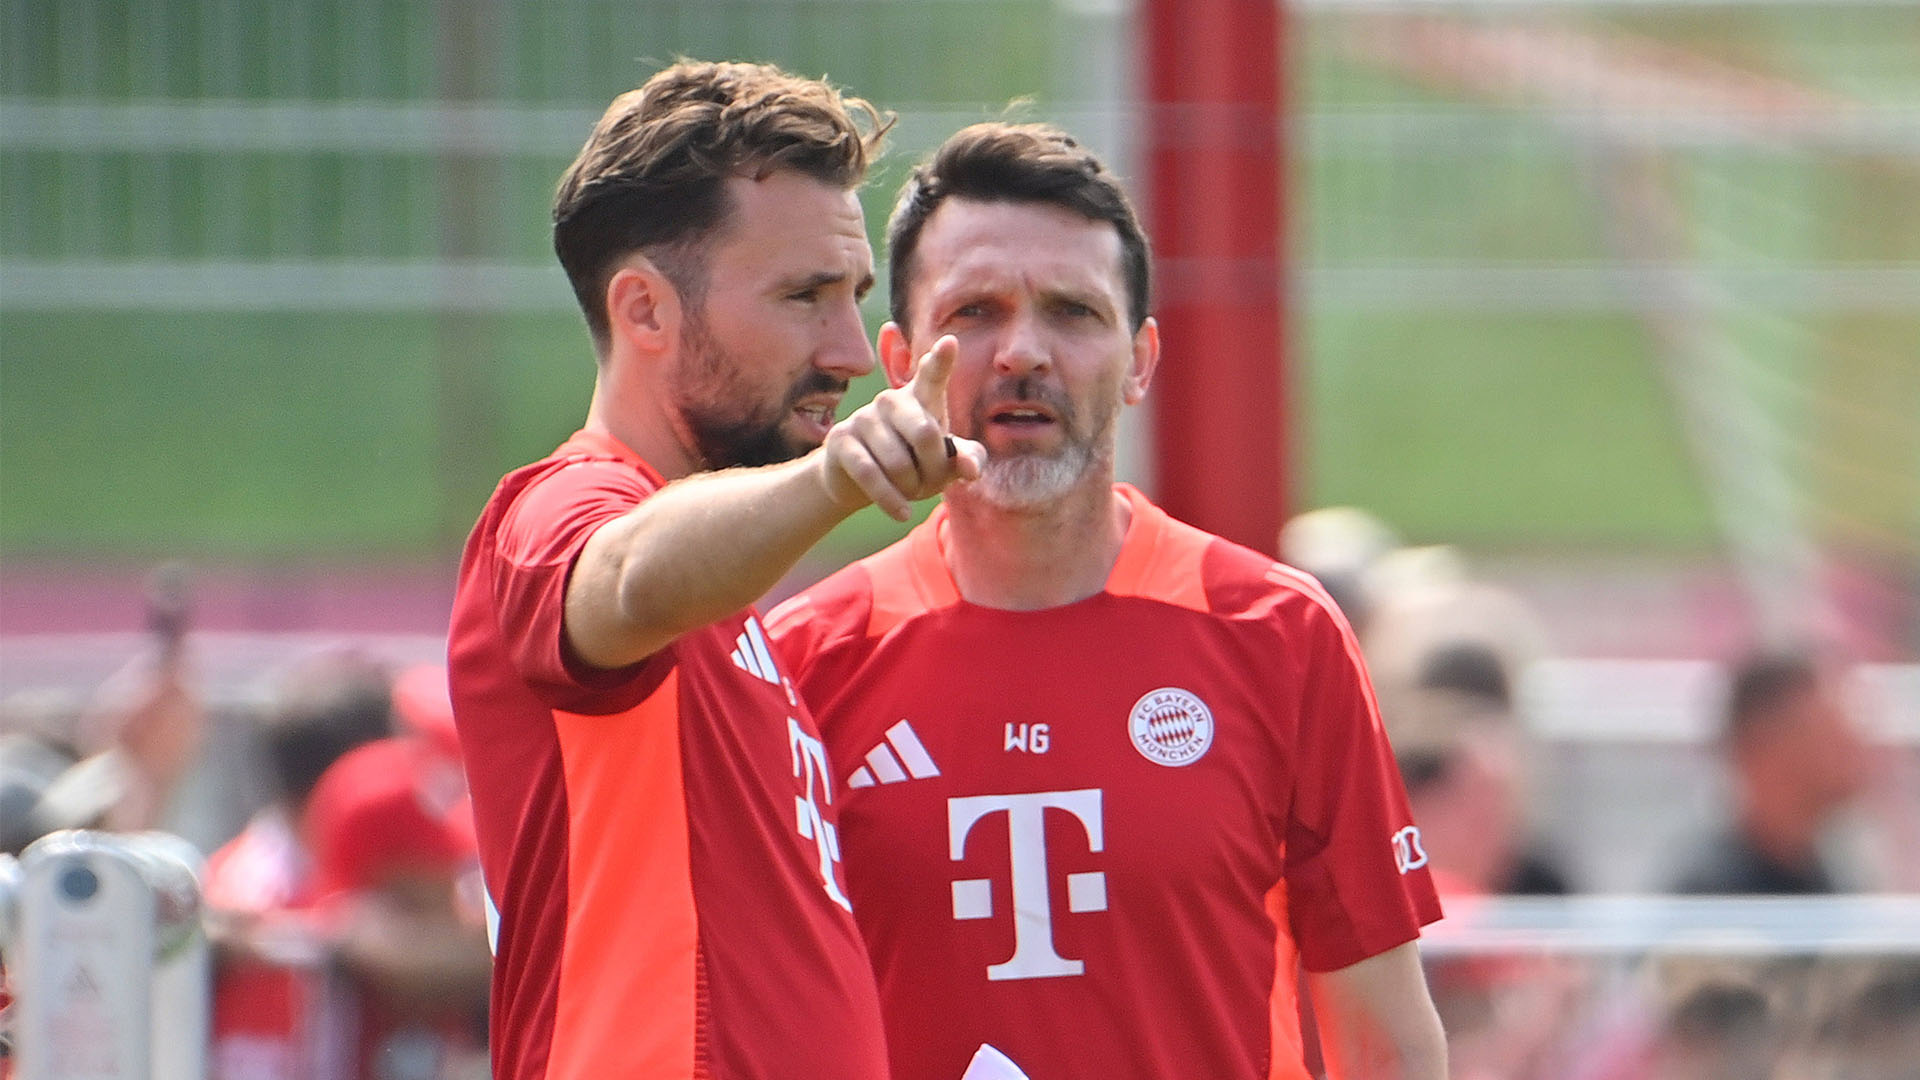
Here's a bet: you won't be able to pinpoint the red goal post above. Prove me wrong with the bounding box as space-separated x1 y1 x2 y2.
1142 0 1290 558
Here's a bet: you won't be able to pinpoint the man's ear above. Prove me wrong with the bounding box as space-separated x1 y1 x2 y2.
877 322 917 389
1122 316 1161 406
605 258 682 357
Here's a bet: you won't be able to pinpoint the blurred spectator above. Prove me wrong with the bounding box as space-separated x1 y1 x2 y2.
0 564 205 848
1396 641 1573 897
1284 509 1570 897
1361 564 1546 709
1393 643 1584 1080
1666 648 1871 894
77 560 203 831
1278 506 1400 635
203 657 487 1080
1571 958 1790 1080
204 651 395 914
1820 960 1920 1080
302 730 489 1080
1646 977 1778 1080
203 650 395 1080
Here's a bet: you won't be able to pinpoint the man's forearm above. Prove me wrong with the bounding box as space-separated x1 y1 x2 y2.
566 452 851 670
1307 942 1448 1080
565 341 982 672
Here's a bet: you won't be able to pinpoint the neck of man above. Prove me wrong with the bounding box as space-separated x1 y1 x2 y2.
584 362 703 480
940 464 1131 612
1736 780 1825 872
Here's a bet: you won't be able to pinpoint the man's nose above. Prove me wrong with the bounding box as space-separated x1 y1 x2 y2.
816 297 877 380
993 310 1050 376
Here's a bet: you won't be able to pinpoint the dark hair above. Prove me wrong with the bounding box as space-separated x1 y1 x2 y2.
1416 641 1513 710
1846 962 1920 1039
1396 746 1454 794
553 59 891 351
1723 649 1822 745
1664 982 1771 1042
262 651 393 807
886 122 1151 332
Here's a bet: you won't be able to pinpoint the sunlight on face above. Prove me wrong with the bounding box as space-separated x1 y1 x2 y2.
906 198 1143 512
670 171 875 470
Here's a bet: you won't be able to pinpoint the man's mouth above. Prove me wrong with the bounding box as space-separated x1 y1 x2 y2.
987 405 1058 430
794 401 837 428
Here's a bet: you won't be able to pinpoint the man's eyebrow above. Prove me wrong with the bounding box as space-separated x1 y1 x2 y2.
779 270 854 293
1042 284 1117 314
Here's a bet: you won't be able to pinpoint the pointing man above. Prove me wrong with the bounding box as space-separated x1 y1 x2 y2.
447 61 980 1080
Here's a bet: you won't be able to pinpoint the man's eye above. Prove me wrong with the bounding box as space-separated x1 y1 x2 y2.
789 289 820 303
952 303 986 318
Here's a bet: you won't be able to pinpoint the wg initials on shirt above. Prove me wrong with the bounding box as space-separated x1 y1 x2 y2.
1003 723 1050 753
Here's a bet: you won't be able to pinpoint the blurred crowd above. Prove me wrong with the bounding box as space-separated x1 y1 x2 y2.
2 532 1916 1079
0 569 489 1080
1282 506 1920 1080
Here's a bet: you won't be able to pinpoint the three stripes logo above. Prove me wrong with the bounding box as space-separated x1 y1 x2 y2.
730 617 784 687
847 720 941 789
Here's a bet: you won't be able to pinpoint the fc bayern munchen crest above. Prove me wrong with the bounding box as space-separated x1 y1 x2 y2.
1128 687 1214 766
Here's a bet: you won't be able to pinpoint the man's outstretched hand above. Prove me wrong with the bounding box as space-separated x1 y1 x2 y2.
819 334 986 520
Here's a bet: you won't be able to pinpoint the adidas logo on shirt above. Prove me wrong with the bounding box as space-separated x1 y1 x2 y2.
847 720 941 789
730 617 782 686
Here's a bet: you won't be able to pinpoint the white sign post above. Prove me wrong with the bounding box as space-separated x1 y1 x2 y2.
4 830 208 1080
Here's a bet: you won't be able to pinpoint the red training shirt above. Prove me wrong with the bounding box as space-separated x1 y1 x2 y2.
767 484 1441 1080
447 429 889 1080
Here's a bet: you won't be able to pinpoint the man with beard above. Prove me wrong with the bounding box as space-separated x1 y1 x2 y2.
766 123 1448 1079
446 61 982 1080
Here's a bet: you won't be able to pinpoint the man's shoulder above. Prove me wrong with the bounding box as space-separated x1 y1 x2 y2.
505 434 658 505
1112 486 1338 625
768 560 877 638
766 536 921 649
1164 524 1345 630
467 438 658 562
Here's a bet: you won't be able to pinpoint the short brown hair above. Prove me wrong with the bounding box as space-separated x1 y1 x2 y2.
886 122 1152 331
553 60 891 350
1723 648 1823 745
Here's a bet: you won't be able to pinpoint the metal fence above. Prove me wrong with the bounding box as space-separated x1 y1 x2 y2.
2 0 1915 650
1294 0 1920 655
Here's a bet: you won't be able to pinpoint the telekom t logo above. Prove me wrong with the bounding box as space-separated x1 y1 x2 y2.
789 718 852 912
948 788 1107 981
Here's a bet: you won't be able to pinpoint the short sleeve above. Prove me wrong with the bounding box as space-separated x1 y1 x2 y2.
487 458 661 706
1281 591 1442 971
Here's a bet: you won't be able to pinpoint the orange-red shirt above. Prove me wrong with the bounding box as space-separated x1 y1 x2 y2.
448 430 888 1080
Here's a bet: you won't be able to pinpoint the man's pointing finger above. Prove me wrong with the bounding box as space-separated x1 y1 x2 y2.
908 334 960 413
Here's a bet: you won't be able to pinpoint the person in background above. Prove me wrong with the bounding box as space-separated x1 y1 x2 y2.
1667 648 1871 894
202 650 396 1080
301 720 490 1080
1392 640 1572 897
1382 650 1580 1077
0 563 205 846
1820 960 1920 1080
768 121 1445 1080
